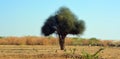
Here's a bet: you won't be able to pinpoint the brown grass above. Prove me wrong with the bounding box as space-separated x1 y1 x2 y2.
0 36 119 47
0 36 58 45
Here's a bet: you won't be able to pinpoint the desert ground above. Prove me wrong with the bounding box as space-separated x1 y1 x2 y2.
0 45 119 59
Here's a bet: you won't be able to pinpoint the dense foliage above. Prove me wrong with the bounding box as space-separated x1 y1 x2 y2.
41 7 85 50
42 7 85 36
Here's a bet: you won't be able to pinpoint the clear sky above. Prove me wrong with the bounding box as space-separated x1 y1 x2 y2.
0 0 120 40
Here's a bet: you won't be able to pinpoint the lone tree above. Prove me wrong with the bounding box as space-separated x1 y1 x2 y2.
41 7 85 50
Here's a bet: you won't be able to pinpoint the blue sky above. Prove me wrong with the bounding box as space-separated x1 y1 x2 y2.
0 0 120 40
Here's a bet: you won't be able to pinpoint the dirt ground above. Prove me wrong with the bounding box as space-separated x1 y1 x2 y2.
0 45 119 59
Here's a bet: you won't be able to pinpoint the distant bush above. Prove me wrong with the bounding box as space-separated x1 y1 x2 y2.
88 38 100 46
0 36 4 39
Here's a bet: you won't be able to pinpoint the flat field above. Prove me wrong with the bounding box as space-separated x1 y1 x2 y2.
0 45 119 59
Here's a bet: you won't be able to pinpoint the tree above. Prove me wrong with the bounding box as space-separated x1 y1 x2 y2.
41 7 85 50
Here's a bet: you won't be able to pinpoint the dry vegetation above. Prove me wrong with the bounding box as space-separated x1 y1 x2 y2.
0 36 120 59
0 36 120 47
0 45 119 59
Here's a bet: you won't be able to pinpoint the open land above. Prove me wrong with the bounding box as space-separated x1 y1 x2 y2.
0 45 119 59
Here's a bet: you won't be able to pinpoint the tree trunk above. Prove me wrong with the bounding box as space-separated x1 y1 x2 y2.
58 34 66 50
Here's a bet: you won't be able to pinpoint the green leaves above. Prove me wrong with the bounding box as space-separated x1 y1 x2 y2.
69 20 85 35
41 16 56 36
41 6 85 36
56 7 76 34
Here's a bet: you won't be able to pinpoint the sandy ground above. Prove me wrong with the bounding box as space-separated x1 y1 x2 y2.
0 45 119 59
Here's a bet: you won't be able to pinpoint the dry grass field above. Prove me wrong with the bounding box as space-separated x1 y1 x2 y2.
0 45 119 59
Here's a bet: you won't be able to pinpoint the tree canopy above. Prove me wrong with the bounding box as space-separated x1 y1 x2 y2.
41 6 85 50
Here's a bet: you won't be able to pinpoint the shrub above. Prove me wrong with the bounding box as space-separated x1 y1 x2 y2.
89 38 100 46
81 48 104 59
